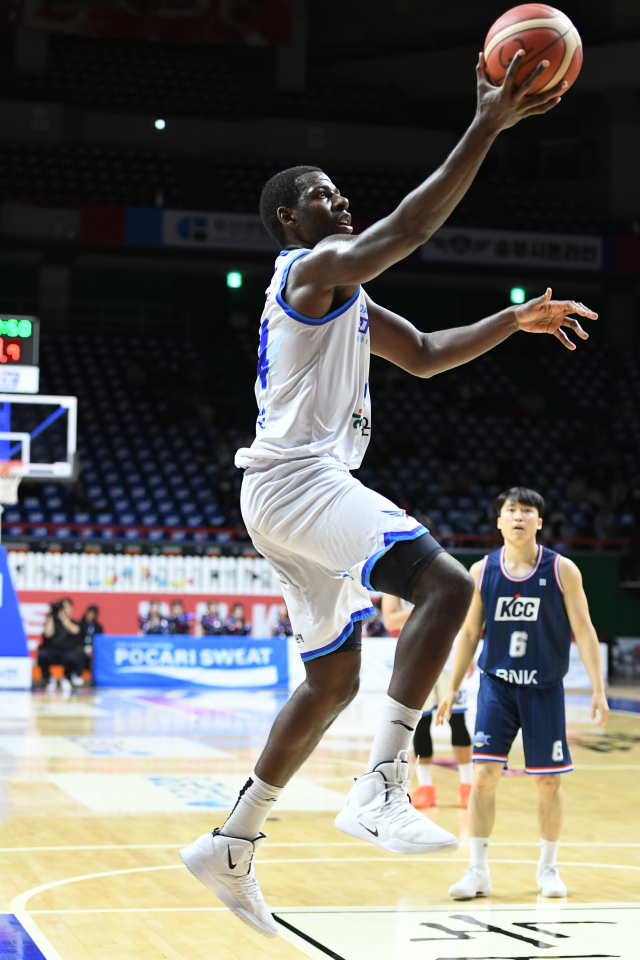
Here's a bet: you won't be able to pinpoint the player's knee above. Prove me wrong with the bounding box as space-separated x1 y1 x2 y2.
535 774 561 796
473 762 501 791
449 711 471 747
319 665 360 710
413 554 474 612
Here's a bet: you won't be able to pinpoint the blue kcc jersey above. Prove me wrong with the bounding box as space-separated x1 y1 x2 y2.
478 546 571 688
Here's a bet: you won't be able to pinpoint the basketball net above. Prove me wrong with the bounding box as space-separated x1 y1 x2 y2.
0 461 26 505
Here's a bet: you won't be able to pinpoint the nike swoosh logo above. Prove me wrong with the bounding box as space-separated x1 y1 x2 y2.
391 720 414 731
361 823 378 837
227 847 237 869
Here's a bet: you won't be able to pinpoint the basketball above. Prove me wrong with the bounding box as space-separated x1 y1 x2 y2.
484 4 582 95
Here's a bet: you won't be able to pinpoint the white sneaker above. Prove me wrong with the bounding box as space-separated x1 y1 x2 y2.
180 830 278 938
46 677 57 693
60 677 72 694
71 674 84 687
449 865 492 899
334 751 459 855
537 864 567 897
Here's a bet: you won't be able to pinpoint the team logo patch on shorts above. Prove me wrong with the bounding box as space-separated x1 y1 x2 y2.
474 731 491 748
294 634 304 644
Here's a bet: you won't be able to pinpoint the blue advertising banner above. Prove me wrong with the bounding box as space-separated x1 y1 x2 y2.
0 545 29 656
94 635 289 689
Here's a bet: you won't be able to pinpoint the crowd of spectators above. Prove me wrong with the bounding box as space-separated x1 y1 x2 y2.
138 600 252 636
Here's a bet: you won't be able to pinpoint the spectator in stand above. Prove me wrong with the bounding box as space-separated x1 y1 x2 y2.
139 600 169 635
224 602 251 636
201 601 224 636
168 599 195 635
362 598 388 637
79 605 104 686
271 602 293 637
38 598 83 693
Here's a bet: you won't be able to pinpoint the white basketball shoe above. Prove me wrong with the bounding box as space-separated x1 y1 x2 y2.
448 865 492 899
334 751 459 855
180 830 278 938
537 864 567 897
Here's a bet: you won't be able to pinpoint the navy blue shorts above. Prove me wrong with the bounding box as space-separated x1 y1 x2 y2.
473 672 573 775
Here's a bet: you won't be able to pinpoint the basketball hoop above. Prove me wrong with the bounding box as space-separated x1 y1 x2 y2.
0 461 27 505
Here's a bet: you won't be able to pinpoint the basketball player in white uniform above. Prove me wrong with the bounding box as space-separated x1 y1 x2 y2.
180 51 597 938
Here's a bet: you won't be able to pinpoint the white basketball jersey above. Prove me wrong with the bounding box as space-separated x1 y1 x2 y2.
235 249 372 470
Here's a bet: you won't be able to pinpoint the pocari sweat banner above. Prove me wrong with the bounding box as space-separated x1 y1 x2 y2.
94 636 289 689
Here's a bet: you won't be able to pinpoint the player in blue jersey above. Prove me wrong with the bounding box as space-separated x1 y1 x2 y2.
438 487 608 900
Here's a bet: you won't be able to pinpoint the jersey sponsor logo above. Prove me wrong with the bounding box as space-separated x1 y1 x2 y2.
495 668 538 685
495 596 541 621
351 409 370 436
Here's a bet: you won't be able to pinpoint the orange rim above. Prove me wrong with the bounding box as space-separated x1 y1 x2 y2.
0 460 25 477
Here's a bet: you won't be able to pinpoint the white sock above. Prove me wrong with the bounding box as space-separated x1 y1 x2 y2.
416 763 433 786
219 771 283 841
469 836 490 870
538 838 560 869
367 696 422 772
458 762 473 784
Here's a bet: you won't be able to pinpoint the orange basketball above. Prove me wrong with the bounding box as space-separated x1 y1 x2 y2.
484 4 582 95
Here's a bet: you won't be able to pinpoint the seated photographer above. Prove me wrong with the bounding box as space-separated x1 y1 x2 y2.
38 598 83 693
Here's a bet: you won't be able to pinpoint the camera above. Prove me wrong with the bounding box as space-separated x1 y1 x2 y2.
50 601 63 618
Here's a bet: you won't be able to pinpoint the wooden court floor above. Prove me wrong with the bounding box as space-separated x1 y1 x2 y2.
0 686 639 960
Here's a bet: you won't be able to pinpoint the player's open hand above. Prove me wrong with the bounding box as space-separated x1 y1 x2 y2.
513 287 597 350
591 691 609 727
476 50 567 132
435 691 458 725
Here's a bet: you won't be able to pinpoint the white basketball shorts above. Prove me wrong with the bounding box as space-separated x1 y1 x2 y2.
241 456 427 661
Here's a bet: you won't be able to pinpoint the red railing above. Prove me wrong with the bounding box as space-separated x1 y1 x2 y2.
433 533 629 553
0 521 630 553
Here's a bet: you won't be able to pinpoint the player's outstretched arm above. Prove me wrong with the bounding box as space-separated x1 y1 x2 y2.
436 562 485 724
290 52 566 295
559 556 609 727
368 289 597 376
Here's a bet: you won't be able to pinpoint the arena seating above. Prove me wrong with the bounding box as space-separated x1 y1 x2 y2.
4 332 638 545
488 174 602 235
7 33 246 120
0 142 183 208
210 156 594 231
0 144 595 234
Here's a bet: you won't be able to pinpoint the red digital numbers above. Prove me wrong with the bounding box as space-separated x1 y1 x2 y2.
0 338 21 363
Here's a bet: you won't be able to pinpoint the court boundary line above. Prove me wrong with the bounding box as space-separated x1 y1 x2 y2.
11 859 640 959
3 840 640 852
274 913 347 960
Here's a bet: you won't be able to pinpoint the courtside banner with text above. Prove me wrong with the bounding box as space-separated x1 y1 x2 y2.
162 211 277 252
420 227 603 271
94 636 288 689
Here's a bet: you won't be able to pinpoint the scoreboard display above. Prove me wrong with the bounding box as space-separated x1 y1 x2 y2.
0 316 39 366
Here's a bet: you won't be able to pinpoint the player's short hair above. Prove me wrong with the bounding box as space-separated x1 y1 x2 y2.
494 486 545 518
259 165 324 245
